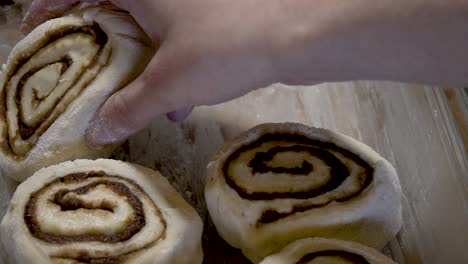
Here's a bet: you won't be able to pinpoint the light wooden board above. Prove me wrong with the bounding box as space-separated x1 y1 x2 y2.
447 88 468 152
1 81 466 263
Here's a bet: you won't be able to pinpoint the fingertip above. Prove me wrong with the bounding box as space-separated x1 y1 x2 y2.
21 6 42 33
21 3 55 33
84 103 132 148
20 0 85 34
20 20 35 34
166 106 194 122
84 110 117 148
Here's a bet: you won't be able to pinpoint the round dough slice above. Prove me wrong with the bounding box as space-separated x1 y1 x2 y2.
205 123 402 263
259 238 397 264
0 159 203 264
0 5 155 181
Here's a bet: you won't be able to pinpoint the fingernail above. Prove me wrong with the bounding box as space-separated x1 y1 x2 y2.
166 106 194 122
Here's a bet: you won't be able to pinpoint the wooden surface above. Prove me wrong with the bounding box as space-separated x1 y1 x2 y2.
1 81 466 263
446 88 468 152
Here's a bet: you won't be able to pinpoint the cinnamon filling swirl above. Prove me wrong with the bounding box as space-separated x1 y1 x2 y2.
222 133 373 225
0 23 110 157
23 171 166 263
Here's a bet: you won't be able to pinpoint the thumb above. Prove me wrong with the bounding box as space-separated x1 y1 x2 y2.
85 44 194 146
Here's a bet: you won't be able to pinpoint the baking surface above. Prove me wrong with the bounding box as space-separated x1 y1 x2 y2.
1 5 467 263
1 81 467 263
446 88 468 152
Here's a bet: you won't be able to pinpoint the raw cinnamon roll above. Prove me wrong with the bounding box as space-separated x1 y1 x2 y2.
259 238 396 264
205 123 402 263
0 5 155 181
0 159 203 264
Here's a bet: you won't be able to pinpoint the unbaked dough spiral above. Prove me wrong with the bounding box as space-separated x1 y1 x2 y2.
0 5 154 181
259 238 397 264
0 159 203 264
205 123 402 263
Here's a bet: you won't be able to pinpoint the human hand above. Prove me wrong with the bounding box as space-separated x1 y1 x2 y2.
23 0 294 146
23 0 468 146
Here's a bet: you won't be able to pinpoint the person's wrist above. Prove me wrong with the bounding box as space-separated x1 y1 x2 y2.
266 0 365 85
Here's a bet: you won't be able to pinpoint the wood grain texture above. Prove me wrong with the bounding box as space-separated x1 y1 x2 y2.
0 83 466 262
446 88 468 152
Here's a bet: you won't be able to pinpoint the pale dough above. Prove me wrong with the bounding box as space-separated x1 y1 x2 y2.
205 123 402 263
0 5 155 181
0 159 203 264
259 238 397 264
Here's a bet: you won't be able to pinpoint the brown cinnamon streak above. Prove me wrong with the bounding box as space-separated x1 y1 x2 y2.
16 57 72 139
297 250 370 264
